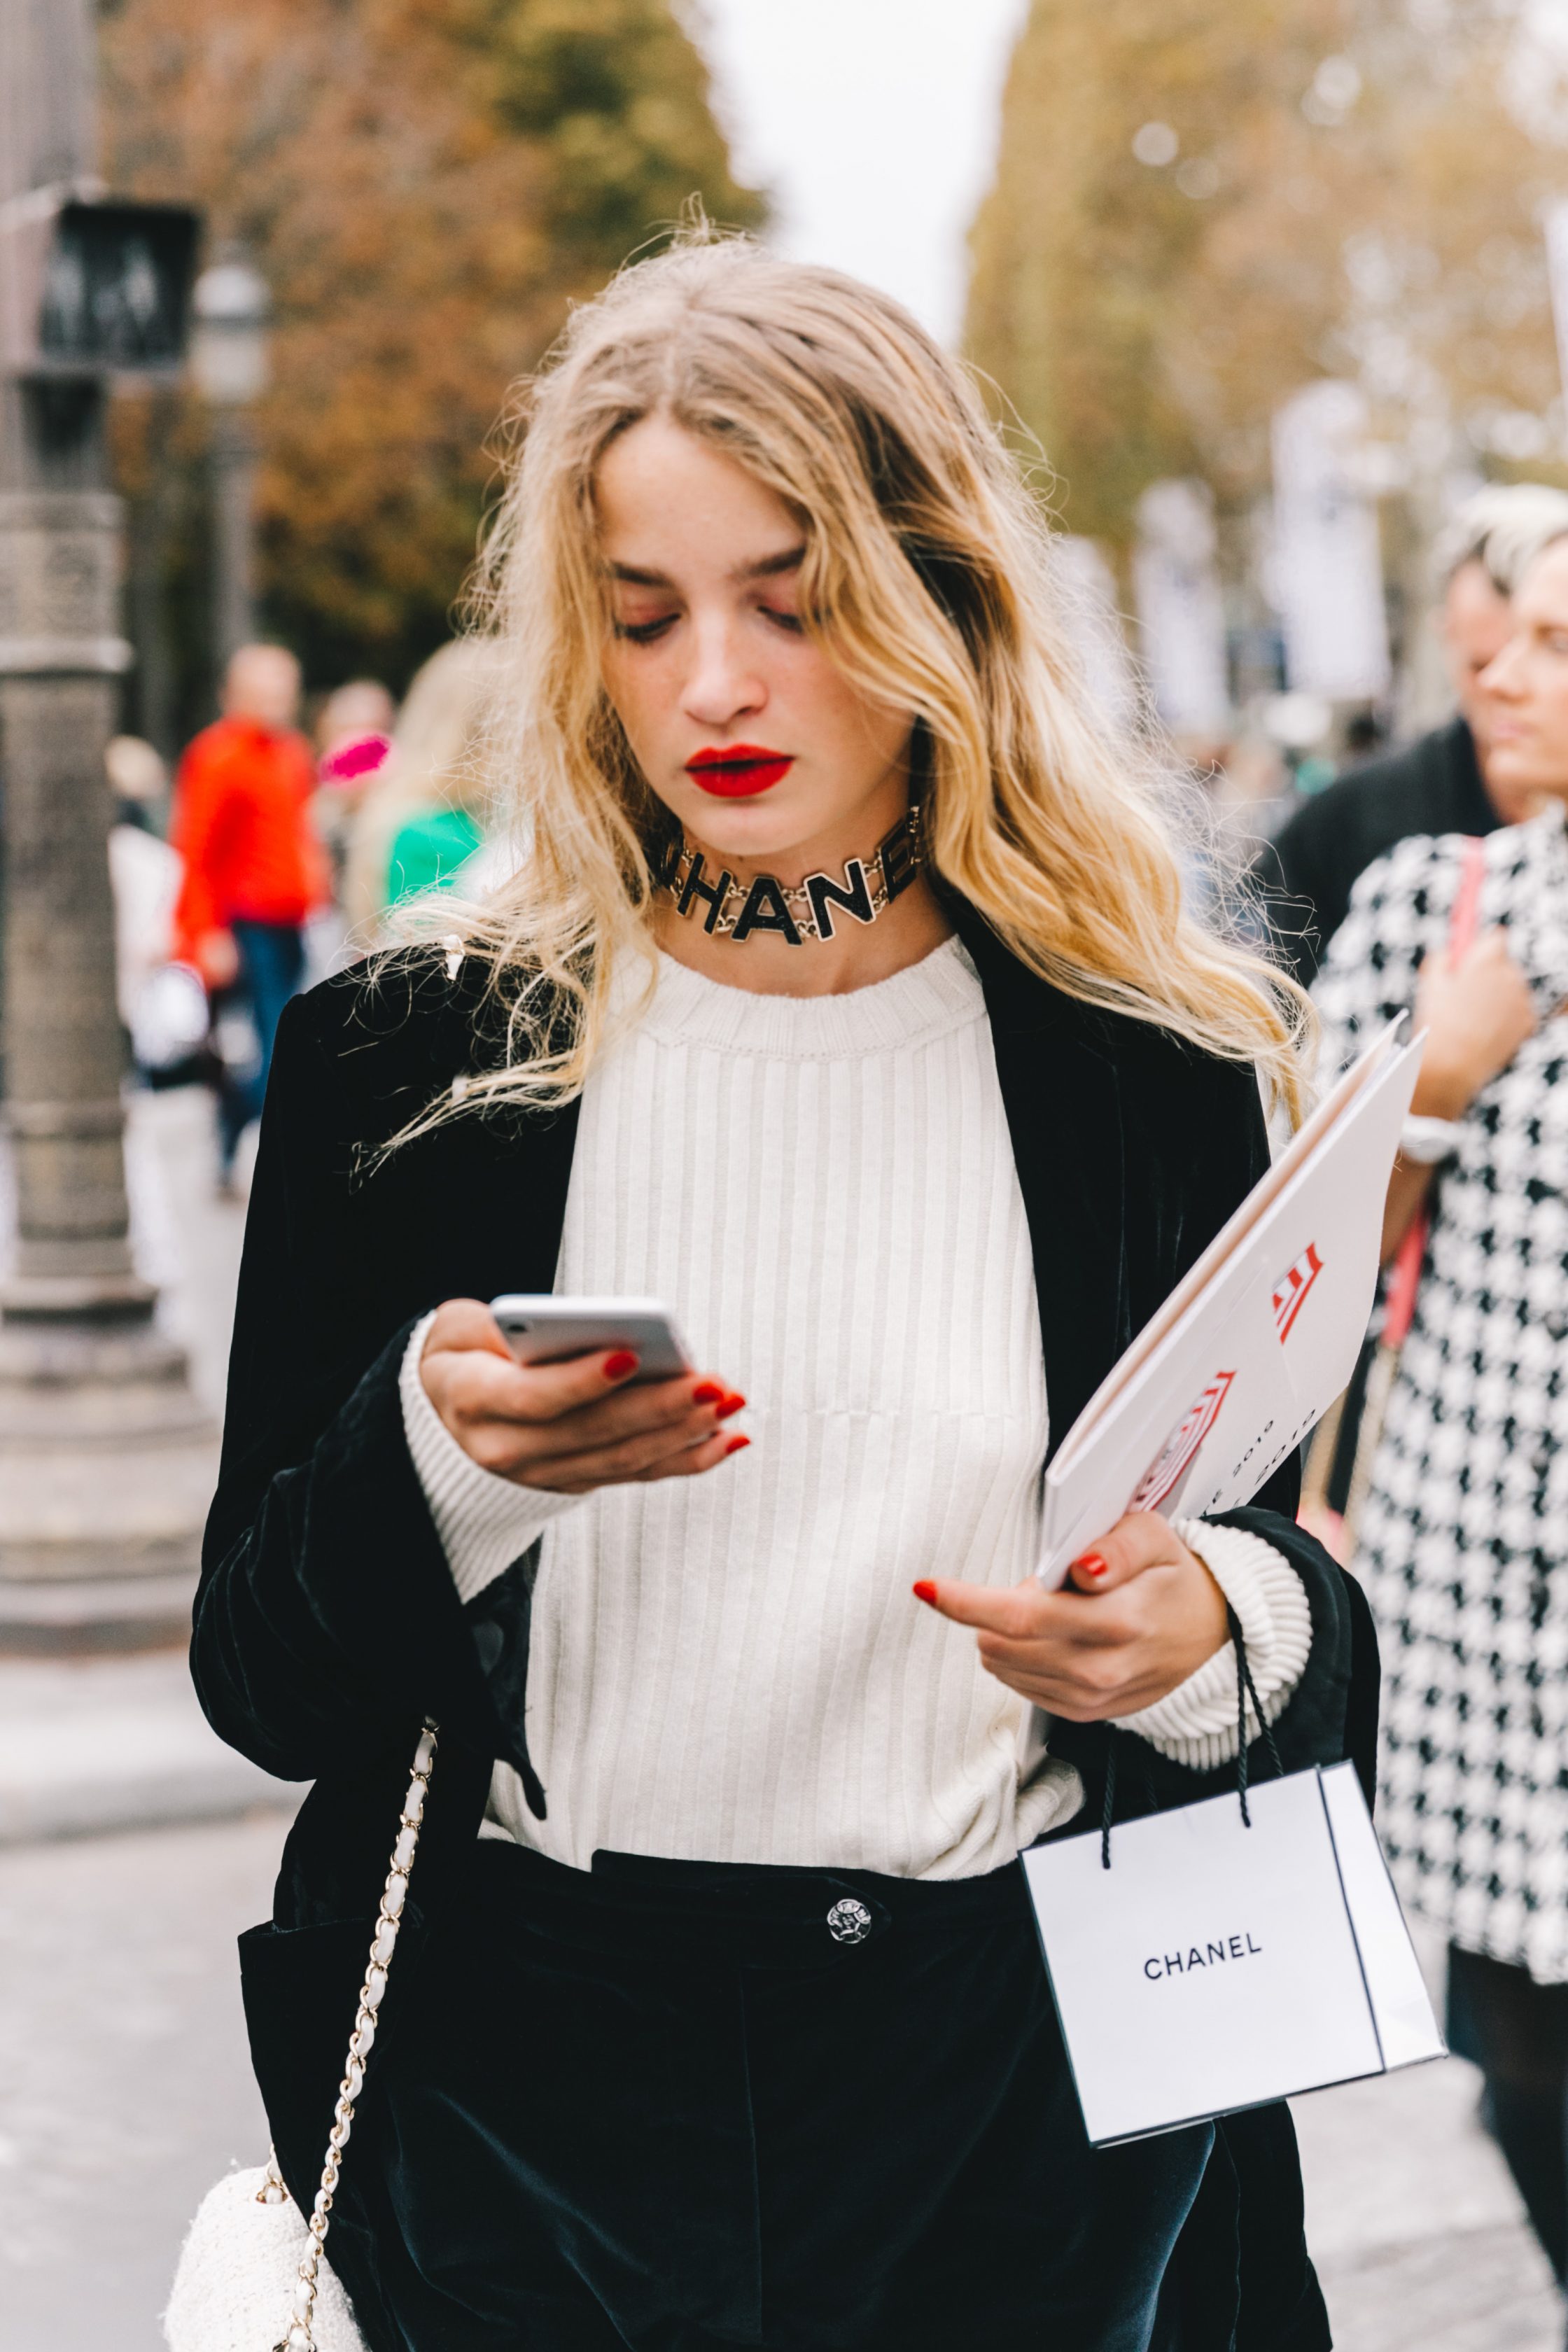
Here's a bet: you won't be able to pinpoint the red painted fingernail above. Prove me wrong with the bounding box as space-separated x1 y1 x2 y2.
716 1392 746 1419
724 1434 750 1455
1074 1552 1109 1580
603 1350 638 1381
692 1380 724 1404
912 1580 939 1606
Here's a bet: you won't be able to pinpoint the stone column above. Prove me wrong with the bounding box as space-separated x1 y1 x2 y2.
0 466 220 1653
0 0 219 1653
0 487 146 1313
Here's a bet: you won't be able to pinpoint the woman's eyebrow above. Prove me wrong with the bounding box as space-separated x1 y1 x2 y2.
737 545 806 582
607 545 805 589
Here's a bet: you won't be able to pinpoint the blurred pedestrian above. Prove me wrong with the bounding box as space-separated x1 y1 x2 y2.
170 643 326 1189
1259 482 1568 983
340 637 496 936
317 678 397 764
1337 708 1385 771
1312 527 1568 2288
106 736 179 1029
312 678 397 899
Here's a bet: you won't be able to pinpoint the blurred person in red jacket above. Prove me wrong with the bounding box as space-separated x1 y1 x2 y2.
171 643 326 1186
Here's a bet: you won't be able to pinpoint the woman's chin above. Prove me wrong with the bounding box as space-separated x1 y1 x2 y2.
681 799 836 869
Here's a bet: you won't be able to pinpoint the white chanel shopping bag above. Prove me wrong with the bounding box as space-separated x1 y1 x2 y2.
1021 1762 1444 2146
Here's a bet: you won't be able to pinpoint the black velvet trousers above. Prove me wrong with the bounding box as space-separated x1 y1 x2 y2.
323 1839 1214 2351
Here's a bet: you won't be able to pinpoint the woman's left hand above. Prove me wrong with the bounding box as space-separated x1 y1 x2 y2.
913 1513 1228 1719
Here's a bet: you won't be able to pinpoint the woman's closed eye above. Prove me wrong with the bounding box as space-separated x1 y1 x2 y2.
612 600 804 646
613 612 679 645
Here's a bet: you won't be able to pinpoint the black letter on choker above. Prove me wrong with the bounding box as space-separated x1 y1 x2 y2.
806 859 874 941
678 853 735 935
879 816 918 902
732 876 802 945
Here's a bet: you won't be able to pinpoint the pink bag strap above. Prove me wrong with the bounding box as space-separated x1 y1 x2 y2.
1382 836 1486 1350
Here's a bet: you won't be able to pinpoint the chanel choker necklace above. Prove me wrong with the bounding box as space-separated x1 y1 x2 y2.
654 806 925 945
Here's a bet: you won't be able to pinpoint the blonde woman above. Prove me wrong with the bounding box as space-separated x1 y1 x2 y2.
341 638 498 936
198 237 1371 2352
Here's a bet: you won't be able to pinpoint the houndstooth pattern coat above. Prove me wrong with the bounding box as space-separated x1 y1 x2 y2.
1313 809 1568 1982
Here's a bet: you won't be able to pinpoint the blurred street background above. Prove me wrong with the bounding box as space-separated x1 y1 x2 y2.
6 0 1568 2345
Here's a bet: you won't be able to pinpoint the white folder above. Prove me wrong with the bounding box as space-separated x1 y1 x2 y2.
1037 1016 1423 1586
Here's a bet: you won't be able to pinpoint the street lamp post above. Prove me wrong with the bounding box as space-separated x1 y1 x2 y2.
0 0 218 1653
191 258 270 676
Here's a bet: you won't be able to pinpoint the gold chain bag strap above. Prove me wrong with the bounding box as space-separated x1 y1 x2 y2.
163 1720 438 2352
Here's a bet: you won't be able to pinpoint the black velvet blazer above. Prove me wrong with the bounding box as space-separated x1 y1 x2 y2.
195 900 1374 2352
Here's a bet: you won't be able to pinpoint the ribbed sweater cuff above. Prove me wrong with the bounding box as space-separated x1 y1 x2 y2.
400 1310 582 1603
1114 1518 1312 1772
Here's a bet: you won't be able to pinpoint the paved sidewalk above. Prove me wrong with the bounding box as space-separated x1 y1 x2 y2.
0 1653 298 1842
0 1089 291 1842
120 1083 254 1419
1294 1930 1562 2348
0 1814 283 2352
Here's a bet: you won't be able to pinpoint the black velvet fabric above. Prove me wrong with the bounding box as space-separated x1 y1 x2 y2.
274 1840 1217 2352
195 907 1374 2351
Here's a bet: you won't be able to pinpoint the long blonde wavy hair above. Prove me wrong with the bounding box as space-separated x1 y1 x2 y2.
423 228 1310 1125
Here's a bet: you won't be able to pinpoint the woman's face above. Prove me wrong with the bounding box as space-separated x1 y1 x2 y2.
596 416 916 874
1478 541 1568 808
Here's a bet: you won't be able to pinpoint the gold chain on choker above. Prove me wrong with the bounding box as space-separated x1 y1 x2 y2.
654 805 925 945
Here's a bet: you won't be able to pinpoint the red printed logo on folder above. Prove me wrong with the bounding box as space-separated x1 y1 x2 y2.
1129 1371 1236 1515
1271 1242 1324 1344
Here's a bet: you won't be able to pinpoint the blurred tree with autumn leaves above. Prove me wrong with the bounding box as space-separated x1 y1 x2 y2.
99 0 762 726
966 0 1567 559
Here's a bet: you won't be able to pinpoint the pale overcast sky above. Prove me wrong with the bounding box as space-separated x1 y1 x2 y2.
694 0 1031 346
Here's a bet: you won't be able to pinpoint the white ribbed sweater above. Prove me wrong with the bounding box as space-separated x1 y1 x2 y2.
402 938 1310 1878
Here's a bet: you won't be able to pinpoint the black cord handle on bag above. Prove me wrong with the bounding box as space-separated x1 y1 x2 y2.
1100 1609 1282 1869
1229 1604 1283 1827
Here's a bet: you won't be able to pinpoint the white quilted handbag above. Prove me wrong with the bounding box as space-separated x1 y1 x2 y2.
164 1723 438 2352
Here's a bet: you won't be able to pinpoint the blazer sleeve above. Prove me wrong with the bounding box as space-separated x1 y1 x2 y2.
190 991 513 1793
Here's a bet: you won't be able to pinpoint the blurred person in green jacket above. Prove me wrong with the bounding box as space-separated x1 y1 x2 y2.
342 639 500 938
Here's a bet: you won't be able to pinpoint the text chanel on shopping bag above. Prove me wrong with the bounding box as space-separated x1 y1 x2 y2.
1021 1763 1443 2146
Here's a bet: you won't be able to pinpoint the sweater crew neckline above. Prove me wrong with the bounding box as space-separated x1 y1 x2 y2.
642 934 983 1059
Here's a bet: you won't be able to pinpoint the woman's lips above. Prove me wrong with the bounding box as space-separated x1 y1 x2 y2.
685 746 794 798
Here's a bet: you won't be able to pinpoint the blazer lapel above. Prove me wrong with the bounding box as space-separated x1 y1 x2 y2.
951 904 1133 1461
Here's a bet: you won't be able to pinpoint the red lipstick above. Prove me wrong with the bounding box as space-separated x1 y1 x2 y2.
685 744 794 798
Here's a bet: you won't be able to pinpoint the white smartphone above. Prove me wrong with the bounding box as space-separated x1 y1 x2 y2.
489 1295 694 1384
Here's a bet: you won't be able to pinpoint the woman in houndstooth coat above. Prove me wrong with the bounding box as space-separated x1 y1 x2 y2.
1312 529 1568 2283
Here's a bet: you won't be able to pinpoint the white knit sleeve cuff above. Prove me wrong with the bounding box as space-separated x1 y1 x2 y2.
400 1310 582 1604
1112 1518 1312 1772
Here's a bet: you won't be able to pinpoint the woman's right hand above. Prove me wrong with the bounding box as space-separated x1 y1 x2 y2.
1410 928 1535 1119
419 1299 747 1495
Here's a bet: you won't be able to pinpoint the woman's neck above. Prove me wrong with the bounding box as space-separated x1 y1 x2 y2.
650 818 954 997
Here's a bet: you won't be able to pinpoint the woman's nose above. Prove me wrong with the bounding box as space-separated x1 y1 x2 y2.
1480 638 1524 699
681 617 764 729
